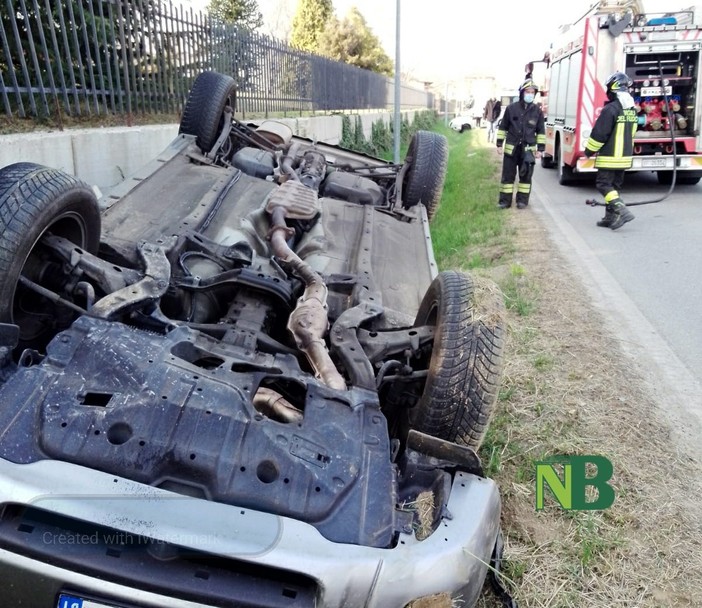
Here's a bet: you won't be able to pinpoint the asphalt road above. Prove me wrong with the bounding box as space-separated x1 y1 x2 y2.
529 166 702 453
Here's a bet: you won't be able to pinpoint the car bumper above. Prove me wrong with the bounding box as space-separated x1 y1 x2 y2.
0 459 500 608
575 154 702 173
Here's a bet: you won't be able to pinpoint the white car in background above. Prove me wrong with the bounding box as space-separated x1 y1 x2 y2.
449 115 476 133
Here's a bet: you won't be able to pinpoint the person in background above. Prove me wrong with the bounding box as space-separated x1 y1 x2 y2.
483 97 502 143
584 72 638 230
496 80 545 209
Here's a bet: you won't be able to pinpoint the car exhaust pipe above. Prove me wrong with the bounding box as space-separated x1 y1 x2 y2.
253 387 303 423
268 205 346 391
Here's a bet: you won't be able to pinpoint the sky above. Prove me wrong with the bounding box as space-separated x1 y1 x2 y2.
180 0 681 87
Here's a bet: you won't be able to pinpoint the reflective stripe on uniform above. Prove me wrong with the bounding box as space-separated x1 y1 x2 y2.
614 122 625 158
504 144 515 154
594 156 633 169
500 183 514 193
586 137 604 152
496 129 506 140
517 183 531 193
536 134 546 145
604 190 620 202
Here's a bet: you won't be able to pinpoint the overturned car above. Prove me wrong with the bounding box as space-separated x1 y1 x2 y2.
0 72 506 607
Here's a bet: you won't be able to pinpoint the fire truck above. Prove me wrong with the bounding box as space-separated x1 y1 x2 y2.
539 0 702 186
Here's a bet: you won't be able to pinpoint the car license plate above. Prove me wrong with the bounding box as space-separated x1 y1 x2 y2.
641 158 668 168
640 85 672 96
57 594 124 608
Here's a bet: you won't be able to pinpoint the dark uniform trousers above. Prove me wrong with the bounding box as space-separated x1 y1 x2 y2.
595 168 626 204
499 146 535 207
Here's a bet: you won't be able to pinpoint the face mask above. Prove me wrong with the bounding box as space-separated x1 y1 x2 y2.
523 93 535 104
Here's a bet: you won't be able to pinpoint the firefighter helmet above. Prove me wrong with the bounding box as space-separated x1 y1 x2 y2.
518 79 539 98
605 71 633 101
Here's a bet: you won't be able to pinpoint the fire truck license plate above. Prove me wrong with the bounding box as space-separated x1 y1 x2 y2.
640 86 672 96
642 158 668 168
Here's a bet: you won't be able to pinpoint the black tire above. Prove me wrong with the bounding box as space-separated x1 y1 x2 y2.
556 140 576 185
657 171 673 185
657 171 701 186
179 71 237 154
410 271 506 449
0 163 100 351
402 130 448 220
541 153 555 169
459 124 472 133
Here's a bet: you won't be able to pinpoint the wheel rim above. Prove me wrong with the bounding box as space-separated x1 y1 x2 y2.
408 296 440 426
12 211 91 344
402 135 418 196
215 89 235 141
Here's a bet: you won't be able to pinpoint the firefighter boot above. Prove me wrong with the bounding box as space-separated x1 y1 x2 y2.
609 201 635 230
596 205 616 227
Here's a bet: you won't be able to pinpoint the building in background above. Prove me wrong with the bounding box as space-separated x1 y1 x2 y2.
425 74 502 121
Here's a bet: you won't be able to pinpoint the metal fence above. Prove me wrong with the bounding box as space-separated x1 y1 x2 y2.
0 0 434 119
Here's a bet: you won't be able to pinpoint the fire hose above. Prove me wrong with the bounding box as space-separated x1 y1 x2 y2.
587 60 678 209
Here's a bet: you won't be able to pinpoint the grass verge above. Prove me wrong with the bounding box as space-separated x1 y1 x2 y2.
431 125 513 270
432 125 702 608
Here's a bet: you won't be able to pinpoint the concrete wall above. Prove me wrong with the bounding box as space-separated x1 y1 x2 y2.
0 125 179 193
0 110 423 191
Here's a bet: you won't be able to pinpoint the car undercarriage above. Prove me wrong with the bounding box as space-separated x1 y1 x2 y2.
0 71 507 607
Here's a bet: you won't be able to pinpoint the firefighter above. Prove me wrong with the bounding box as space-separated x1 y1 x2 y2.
496 79 545 209
584 71 638 230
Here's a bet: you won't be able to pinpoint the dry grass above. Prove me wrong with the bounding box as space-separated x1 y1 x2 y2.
408 592 459 608
470 275 507 328
0 112 181 135
409 490 436 541
469 199 702 607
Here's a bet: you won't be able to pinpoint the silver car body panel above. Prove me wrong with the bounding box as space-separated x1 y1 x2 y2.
0 458 500 607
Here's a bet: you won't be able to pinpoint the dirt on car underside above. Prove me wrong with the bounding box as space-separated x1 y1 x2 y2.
100 137 437 323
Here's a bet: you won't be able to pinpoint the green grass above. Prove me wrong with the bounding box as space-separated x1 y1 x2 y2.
501 275 537 316
430 125 511 271
433 123 698 608
428 128 541 322
499 262 538 316
533 353 554 370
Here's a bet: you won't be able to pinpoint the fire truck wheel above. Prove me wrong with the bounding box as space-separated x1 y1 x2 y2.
556 142 576 185
657 171 701 186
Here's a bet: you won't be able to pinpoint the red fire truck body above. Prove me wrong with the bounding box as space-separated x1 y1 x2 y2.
541 2 702 185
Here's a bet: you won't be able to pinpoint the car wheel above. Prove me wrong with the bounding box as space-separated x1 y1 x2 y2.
402 130 448 221
410 271 506 449
0 163 101 353
179 71 237 154
460 124 472 133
